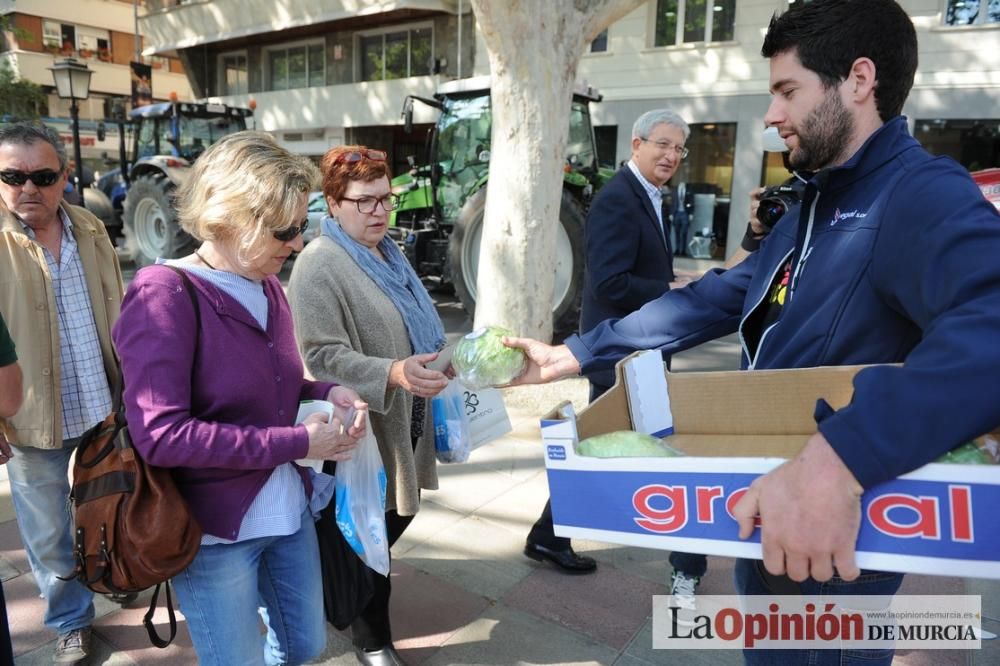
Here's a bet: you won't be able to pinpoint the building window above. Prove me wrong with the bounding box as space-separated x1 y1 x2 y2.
590 29 609 52
915 118 1000 171
671 122 737 252
42 21 110 60
266 42 325 91
654 0 736 47
594 125 618 167
944 0 1000 25
219 52 248 96
357 25 432 81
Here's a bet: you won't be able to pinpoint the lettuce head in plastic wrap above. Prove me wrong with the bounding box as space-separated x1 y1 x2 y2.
452 326 527 389
577 431 683 458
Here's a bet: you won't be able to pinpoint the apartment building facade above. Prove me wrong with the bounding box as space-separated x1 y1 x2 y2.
138 0 999 256
0 0 193 172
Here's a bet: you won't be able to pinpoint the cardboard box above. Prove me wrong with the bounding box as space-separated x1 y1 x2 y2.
540 351 1000 579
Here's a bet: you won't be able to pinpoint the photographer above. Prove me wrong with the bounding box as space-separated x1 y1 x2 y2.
724 128 809 269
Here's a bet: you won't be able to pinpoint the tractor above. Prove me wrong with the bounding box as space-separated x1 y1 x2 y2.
111 100 252 265
392 76 613 335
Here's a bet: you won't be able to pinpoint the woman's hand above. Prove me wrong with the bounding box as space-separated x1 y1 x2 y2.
326 386 368 438
302 412 359 461
389 353 449 399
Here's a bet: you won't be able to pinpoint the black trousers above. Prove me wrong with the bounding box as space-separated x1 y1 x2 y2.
527 379 610 548
350 509 415 649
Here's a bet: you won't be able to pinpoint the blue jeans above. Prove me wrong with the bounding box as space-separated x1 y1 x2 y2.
669 551 708 578
6 443 95 634
734 558 904 665
172 514 326 666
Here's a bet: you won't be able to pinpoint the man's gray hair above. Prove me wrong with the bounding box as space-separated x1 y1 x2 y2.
0 123 69 171
632 109 691 142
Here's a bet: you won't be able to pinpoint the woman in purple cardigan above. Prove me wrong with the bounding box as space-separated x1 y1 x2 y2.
112 132 366 665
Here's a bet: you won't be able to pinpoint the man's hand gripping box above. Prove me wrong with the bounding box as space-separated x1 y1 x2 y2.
540 351 1000 578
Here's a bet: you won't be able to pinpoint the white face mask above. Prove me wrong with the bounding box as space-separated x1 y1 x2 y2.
762 126 789 153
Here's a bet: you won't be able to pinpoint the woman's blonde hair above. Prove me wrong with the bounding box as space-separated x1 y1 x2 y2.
175 131 319 266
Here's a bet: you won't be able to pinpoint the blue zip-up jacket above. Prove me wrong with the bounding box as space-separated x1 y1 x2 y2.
566 117 1000 489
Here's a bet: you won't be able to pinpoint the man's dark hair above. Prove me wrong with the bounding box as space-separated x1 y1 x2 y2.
761 0 917 122
0 122 69 171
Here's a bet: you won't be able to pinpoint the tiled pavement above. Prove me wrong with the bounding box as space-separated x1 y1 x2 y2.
4 257 999 664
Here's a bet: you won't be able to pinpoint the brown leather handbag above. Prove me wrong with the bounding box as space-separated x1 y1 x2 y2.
63 266 203 647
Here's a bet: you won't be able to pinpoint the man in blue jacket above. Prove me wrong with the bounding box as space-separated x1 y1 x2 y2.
506 0 1000 662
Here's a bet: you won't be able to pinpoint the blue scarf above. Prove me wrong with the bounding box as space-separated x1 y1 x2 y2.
322 216 446 355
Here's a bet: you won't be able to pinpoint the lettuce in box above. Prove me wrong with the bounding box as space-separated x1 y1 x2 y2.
577 431 683 458
452 326 527 389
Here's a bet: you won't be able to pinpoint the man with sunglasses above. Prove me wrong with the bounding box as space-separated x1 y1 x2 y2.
0 123 124 664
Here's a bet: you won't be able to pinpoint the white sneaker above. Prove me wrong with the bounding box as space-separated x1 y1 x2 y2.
54 627 91 664
974 626 997 640
669 570 701 626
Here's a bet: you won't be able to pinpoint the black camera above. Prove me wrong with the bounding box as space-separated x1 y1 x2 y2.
756 183 802 230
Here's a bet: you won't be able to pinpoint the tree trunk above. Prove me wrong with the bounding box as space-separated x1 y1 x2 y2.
469 0 644 340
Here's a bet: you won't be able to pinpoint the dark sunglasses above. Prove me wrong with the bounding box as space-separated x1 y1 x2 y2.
333 149 387 165
272 218 310 242
0 169 62 187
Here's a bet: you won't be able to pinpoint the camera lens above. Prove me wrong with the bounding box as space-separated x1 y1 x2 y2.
757 199 788 230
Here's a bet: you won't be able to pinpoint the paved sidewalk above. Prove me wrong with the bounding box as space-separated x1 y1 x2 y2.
4 257 998 664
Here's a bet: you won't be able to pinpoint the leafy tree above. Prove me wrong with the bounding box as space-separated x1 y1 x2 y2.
0 61 46 121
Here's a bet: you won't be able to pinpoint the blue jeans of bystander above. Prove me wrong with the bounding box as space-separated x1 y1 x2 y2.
171 513 326 666
6 443 95 634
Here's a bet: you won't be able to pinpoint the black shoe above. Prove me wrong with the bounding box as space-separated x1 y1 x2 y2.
354 645 407 666
523 541 597 574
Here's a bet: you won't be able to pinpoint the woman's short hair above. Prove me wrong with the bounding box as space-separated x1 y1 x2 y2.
175 131 319 265
320 145 393 204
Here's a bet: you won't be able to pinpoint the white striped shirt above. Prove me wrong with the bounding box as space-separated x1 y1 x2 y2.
627 159 667 241
21 211 113 440
162 261 334 544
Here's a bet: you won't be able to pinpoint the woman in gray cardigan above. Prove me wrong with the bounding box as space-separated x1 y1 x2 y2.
288 145 449 666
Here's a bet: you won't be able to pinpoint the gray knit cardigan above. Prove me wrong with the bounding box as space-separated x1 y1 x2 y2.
288 236 438 516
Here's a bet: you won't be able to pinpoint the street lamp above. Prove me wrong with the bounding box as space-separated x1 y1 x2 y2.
49 57 93 194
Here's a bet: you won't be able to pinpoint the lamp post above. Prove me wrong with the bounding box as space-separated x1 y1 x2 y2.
49 58 93 194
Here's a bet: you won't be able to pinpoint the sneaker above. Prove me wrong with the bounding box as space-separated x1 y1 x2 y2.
54 627 91 664
669 570 701 626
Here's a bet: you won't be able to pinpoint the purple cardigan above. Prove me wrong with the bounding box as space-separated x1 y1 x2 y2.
112 265 334 539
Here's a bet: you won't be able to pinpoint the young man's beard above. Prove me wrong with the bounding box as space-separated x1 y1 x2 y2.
788 86 855 171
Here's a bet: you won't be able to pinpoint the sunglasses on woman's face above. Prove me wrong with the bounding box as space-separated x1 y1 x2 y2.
272 218 309 242
333 149 388 165
0 169 62 187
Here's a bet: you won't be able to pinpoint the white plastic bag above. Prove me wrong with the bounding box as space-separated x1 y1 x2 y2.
431 381 471 463
335 412 390 576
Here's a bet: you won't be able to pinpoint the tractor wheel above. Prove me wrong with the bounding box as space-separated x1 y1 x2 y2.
122 175 195 266
449 188 585 339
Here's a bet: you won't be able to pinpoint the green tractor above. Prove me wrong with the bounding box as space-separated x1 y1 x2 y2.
118 100 252 265
392 76 612 334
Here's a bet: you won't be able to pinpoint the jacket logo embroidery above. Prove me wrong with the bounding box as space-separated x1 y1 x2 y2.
830 208 868 226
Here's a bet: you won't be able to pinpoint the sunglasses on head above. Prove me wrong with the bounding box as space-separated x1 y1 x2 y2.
333 149 388 165
0 169 62 187
273 218 310 242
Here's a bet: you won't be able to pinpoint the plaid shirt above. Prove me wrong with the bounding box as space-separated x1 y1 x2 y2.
20 211 113 440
